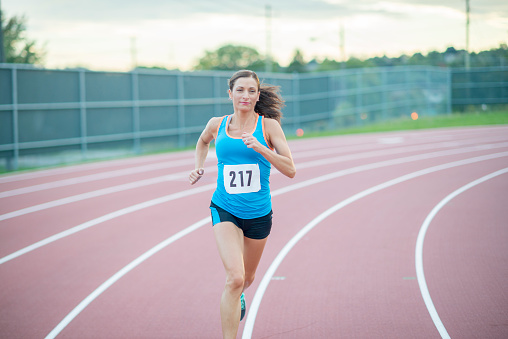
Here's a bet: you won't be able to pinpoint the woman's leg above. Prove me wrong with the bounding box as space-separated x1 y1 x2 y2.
243 236 268 291
214 222 245 339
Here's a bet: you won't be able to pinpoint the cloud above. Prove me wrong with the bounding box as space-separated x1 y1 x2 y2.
3 0 507 71
6 0 507 25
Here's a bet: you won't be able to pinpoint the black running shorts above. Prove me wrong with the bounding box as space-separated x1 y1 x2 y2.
209 201 273 240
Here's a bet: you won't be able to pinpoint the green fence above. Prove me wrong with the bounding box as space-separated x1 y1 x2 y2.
0 64 452 170
451 66 508 111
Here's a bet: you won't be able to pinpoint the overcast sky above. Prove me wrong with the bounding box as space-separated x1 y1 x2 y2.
3 0 508 71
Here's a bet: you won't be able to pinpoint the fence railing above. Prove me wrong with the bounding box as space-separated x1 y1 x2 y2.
0 64 452 170
451 66 508 110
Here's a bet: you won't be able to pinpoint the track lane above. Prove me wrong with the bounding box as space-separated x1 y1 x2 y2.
1 137 506 266
244 157 508 338
0 193 214 338
0 126 506 338
420 171 508 338
2 127 506 197
0 150 197 188
1 130 506 218
3 140 507 265
45 153 508 338
0 160 209 213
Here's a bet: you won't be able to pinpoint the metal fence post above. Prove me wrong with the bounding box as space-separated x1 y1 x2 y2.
78 70 88 159
405 67 411 116
447 68 452 114
426 67 432 115
213 74 221 117
293 73 301 132
177 73 185 148
381 68 388 120
328 74 335 129
11 67 19 170
355 69 363 126
131 70 141 153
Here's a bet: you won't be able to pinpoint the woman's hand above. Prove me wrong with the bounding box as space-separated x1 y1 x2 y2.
242 132 263 151
189 168 204 185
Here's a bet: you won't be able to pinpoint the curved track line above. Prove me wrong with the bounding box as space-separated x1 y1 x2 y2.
2 140 507 222
241 155 508 339
44 216 211 339
46 152 508 339
415 167 508 339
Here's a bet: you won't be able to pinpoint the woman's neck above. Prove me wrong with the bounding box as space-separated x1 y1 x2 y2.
232 111 257 128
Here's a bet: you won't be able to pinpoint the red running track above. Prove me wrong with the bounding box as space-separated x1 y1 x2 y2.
0 126 507 338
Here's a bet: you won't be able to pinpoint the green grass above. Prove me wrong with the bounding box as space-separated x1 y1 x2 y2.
289 111 508 139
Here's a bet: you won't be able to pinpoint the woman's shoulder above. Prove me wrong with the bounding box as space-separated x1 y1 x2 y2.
263 117 282 131
206 115 227 129
203 115 229 139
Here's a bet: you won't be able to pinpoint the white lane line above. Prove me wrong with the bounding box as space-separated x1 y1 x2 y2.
0 157 198 198
0 151 196 184
44 152 508 339
0 165 217 222
241 154 508 339
295 141 508 170
0 183 216 265
2 139 508 222
2 143 508 264
415 168 508 339
44 216 212 339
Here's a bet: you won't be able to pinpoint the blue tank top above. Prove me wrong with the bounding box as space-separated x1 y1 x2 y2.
212 114 272 219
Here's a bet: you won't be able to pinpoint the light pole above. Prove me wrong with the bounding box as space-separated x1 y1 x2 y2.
309 22 345 67
465 0 470 69
265 4 272 73
339 23 345 68
0 0 5 63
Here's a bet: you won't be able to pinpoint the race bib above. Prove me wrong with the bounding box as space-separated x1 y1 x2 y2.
223 164 261 194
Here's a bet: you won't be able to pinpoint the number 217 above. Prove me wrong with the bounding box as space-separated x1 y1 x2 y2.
229 170 253 187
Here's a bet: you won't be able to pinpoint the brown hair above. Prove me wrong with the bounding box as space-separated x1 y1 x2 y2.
228 70 285 124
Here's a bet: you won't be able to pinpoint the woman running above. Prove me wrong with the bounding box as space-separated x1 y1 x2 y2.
189 70 296 338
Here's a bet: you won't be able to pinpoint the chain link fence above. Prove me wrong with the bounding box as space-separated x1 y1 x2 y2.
0 64 460 170
451 66 508 111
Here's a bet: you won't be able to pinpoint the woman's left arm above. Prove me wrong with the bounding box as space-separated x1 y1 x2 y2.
242 119 296 178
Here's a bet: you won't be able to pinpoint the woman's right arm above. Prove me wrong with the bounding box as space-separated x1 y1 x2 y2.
189 117 221 185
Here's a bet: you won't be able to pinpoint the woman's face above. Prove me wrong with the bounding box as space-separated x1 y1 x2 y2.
229 77 260 112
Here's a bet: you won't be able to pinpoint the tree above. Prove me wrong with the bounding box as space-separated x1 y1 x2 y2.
345 57 372 69
1 12 45 64
316 58 342 72
286 49 306 73
407 52 427 66
194 44 265 71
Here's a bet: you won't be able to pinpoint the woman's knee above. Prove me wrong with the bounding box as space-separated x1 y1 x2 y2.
225 273 245 291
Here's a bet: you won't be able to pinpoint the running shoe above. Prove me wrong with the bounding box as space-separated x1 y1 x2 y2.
240 293 246 321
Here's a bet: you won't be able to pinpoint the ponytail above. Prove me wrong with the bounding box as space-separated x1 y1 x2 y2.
255 84 284 124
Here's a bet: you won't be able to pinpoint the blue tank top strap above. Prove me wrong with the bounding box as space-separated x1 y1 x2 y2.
216 115 229 139
256 115 274 151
